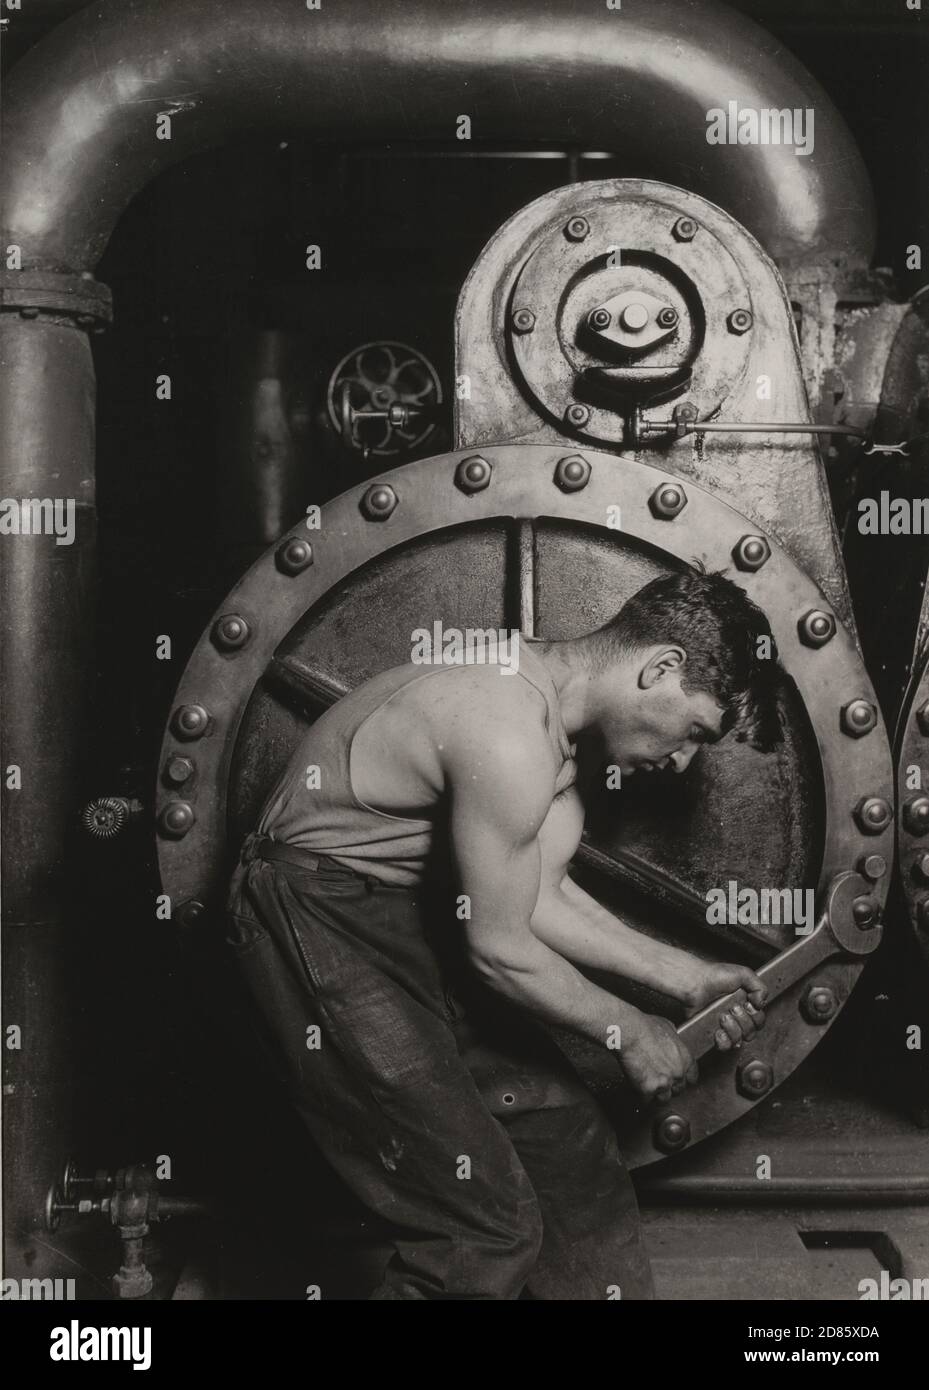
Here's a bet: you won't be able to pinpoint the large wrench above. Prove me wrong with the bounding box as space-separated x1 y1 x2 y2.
676 872 882 1061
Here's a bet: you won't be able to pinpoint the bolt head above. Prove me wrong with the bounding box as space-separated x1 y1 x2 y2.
801 984 837 1024
211 614 250 652
19 306 39 319
164 755 194 787
798 609 836 648
455 456 492 493
588 307 612 331
657 307 679 329
649 482 688 519
564 216 590 242
564 403 590 429
511 307 536 334
859 853 887 882
854 796 892 835
732 535 770 571
672 217 698 242
917 700 929 736
727 309 754 335
653 1113 691 1153
158 801 195 839
176 899 207 928
852 896 879 929
841 699 877 738
276 538 314 575
903 795 929 836
620 302 650 332
736 1059 773 1098
171 704 209 741
554 455 591 492
360 484 397 521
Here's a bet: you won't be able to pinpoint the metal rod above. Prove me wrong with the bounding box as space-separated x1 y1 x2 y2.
643 421 869 440
636 1174 929 1205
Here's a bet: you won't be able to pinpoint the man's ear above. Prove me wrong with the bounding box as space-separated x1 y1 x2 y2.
638 645 686 690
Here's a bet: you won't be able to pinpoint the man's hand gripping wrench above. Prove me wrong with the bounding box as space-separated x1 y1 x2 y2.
677 872 882 1063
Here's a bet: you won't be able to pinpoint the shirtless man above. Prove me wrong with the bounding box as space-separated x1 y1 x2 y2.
226 569 781 1300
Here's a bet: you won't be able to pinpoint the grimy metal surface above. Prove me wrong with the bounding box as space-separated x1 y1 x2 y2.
156 443 892 1167
456 181 856 631
0 0 873 936
896 645 929 969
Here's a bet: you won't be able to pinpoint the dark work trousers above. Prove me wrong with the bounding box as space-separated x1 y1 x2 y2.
226 832 655 1301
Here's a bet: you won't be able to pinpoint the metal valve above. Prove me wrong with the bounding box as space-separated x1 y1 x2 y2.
81 796 144 839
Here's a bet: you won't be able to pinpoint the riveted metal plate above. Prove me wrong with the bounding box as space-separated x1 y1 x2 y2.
157 443 892 1167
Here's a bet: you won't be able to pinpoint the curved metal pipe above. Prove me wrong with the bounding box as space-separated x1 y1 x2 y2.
3 0 873 271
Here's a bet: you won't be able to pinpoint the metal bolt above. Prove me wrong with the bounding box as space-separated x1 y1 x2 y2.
554 455 591 492
211 614 250 652
732 535 770 571
903 795 929 836
164 755 194 787
858 853 887 882
564 216 590 242
852 896 879 929
798 609 836 648
276 537 313 575
801 984 837 1024
157 801 195 839
19 306 39 319
588 307 612 331
455 455 492 493
913 852 929 882
511 307 536 334
360 484 398 521
653 1113 691 1153
171 704 209 741
620 302 650 332
727 309 754 335
672 217 698 242
841 699 878 738
176 899 207 928
917 700 929 736
657 306 679 329
854 796 892 835
736 1059 773 1098
649 482 688 519
564 403 590 429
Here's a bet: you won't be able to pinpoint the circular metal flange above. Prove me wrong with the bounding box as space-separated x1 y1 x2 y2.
157 443 892 1167
506 192 753 447
896 652 929 965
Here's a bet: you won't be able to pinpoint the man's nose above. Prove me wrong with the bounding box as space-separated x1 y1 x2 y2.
669 746 697 774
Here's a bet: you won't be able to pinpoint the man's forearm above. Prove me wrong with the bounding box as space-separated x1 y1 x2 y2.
531 875 704 1005
471 924 645 1049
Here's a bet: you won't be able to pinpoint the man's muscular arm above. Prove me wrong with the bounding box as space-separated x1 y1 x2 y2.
444 705 697 1100
529 789 766 1050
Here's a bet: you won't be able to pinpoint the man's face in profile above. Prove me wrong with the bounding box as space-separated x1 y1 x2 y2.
595 649 726 777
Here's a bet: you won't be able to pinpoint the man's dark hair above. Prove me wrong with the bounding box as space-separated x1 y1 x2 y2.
584 569 783 752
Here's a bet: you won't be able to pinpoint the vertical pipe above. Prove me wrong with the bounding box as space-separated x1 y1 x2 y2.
0 314 94 1274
